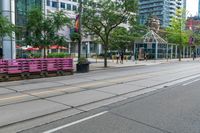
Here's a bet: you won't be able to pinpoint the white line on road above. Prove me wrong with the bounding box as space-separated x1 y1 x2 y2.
43 111 108 133
182 79 200 86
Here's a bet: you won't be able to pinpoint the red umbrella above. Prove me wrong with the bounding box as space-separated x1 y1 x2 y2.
26 47 39 51
16 45 21 49
50 45 67 50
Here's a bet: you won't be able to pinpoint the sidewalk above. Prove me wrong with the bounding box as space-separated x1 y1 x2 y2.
74 58 199 71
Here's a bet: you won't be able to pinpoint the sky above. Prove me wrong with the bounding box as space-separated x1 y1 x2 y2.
187 0 198 16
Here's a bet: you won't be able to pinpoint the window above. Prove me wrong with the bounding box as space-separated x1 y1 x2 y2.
52 1 58 8
67 4 71 10
72 5 77 11
47 0 50 6
61 2 65 9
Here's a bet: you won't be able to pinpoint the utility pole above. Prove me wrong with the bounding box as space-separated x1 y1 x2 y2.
78 0 83 61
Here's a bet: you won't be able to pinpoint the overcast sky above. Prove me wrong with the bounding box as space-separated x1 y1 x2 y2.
187 0 198 16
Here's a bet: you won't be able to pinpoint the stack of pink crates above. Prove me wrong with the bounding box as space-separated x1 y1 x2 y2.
0 60 7 74
0 58 73 77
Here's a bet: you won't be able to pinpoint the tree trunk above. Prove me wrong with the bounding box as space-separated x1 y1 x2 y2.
104 45 108 68
44 47 47 58
178 45 182 61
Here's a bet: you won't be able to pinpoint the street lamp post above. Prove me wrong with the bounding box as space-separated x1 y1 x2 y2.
78 0 83 61
85 43 88 58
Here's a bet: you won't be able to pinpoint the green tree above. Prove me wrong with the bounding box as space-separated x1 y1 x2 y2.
110 27 134 51
129 20 148 40
24 8 71 57
0 14 15 58
82 0 138 67
166 9 190 61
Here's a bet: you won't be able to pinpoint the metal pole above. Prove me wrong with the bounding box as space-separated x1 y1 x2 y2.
86 43 88 58
155 42 158 60
78 0 83 61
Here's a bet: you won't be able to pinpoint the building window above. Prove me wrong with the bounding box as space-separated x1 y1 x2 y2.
47 0 50 6
61 2 65 9
52 1 58 8
72 5 77 11
67 4 71 10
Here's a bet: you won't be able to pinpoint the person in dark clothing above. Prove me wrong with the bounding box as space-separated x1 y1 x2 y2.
0 48 2 59
120 52 124 64
116 52 120 64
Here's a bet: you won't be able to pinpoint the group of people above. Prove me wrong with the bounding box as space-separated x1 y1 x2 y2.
116 52 124 64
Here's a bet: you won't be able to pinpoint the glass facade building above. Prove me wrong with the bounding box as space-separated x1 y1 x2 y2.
199 0 200 17
0 0 42 59
139 0 185 28
15 0 42 27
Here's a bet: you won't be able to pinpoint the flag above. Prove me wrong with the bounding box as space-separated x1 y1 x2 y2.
189 36 194 45
75 15 80 32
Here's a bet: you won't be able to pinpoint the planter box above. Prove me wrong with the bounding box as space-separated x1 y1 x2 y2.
76 63 89 73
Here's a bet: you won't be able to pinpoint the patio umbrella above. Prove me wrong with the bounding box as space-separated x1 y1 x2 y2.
50 45 67 50
26 47 39 51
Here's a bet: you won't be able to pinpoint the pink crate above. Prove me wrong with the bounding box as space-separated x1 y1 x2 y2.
0 60 7 73
28 59 42 72
56 58 64 70
47 58 58 71
62 58 73 70
7 60 22 74
19 59 29 73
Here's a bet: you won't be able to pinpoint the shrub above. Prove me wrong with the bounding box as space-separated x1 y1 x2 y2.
31 53 41 58
47 53 70 58
78 57 89 64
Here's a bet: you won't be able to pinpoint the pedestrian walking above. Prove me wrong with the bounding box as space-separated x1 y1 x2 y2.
131 54 135 62
116 52 120 64
120 52 124 64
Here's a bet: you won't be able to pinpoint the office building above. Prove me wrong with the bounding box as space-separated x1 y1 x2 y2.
45 0 102 56
0 0 42 59
139 0 185 28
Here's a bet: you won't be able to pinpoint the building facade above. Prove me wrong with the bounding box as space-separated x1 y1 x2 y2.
186 16 200 32
0 0 16 59
0 0 42 59
139 0 185 28
44 0 102 57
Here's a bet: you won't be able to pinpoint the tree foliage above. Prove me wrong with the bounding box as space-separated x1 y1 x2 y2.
24 8 71 57
0 13 15 40
166 9 189 45
110 27 133 51
165 9 190 60
82 0 138 67
129 20 148 39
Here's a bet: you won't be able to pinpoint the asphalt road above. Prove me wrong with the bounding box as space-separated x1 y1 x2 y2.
0 61 200 133
22 73 200 133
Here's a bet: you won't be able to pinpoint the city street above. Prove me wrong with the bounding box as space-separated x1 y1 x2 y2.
0 60 200 133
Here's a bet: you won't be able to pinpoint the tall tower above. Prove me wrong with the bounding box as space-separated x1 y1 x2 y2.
199 0 200 17
139 0 185 28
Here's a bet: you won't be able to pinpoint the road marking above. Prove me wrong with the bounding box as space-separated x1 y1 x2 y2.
43 111 108 133
31 87 78 96
0 94 28 101
182 79 200 86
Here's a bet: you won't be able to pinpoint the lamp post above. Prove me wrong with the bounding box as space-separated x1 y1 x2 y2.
85 43 88 58
78 0 83 61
